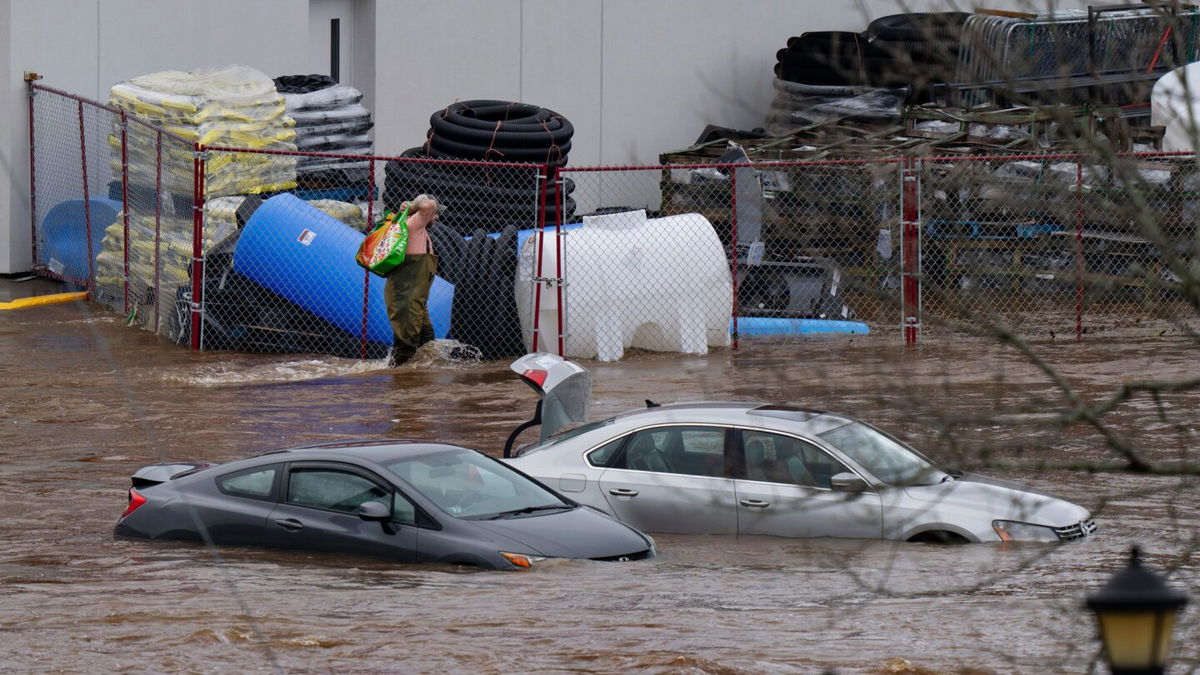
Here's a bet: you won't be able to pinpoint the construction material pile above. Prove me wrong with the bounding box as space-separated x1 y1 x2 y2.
273 74 373 188
768 12 967 134
108 65 297 198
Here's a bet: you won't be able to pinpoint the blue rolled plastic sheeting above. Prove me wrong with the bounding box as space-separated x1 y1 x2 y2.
39 197 122 283
732 316 870 336
234 193 450 344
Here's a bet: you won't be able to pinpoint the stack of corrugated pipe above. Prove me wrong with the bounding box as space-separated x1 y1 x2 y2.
384 100 576 235
766 12 968 132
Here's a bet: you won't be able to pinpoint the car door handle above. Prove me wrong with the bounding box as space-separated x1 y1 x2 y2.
608 488 639 497
739 499 770 508
273 518 305 532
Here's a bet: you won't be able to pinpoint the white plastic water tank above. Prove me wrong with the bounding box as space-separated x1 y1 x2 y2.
1151 63 1200 151
515 209 732 362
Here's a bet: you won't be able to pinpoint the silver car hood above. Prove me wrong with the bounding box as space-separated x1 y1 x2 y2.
468 506 650 558
901 473 1089 527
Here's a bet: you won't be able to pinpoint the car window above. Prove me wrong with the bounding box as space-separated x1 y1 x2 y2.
386 448 568 519
586 437 625 468
217 466 278 499
742 430 847 489
610 426 726 478
286 468 389 514
818 421 945 486
512 417 617 457
392 492 417 525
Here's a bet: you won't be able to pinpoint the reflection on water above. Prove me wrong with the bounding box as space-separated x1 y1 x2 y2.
1 303 1197 672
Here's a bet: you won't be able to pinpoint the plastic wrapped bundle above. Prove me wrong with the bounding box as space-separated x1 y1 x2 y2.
108 65 298 198
274 74 374 186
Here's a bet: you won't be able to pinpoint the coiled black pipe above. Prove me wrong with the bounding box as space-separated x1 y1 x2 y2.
386 100 577 233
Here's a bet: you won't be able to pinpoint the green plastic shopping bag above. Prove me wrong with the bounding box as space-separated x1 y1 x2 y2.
355 206 409 277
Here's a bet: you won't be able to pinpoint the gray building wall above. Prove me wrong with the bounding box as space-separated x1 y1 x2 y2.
2 0 1085 274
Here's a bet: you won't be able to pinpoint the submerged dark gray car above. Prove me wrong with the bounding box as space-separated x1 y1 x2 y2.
113 440 655 570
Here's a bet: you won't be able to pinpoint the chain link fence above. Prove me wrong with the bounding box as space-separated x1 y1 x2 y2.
918 152 1197 339
194 149 547 360
550 161 896 360
28 82 1200 359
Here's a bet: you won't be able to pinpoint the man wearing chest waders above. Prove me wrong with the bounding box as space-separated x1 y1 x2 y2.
385 194 442 366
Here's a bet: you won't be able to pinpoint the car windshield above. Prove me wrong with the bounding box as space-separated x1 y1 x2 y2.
385 448 570 519
512 417 616 457
818 422 945 486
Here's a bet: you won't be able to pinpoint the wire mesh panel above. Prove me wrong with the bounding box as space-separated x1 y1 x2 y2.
536 167 729 361
195 149 547 360
30 82 1200 355
741 160 903 330
918 153 1198 339
30 86 119 289
659 159 901 331
954 7 1200 107
92 122 198 341
541 161 898 360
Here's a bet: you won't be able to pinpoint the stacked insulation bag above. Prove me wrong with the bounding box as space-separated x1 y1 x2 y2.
108 65 298 198
273 74 373 189
93 197 363 340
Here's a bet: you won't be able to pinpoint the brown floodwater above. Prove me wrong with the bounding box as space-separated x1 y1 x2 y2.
2 296 1198 673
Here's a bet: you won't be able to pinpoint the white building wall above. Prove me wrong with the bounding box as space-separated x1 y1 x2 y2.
372 0 1091 167
1 0 311 274
371 0 1089 211
3 0 1094 273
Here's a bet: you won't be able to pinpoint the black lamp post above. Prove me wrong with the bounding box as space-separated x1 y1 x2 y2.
1086 547 1189 675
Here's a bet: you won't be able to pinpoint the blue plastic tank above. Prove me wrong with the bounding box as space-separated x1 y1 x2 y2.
39 197 122 283
234 193 450 344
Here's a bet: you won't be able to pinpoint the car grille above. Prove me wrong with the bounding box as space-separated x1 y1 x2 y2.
592 548 653 562
1055 519 1098 541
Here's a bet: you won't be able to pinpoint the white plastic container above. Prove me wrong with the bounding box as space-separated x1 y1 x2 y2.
516 209 732 361
1151 63 1200 152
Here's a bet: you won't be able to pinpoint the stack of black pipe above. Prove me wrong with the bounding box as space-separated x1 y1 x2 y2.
774 12 968 100
384 100 576 234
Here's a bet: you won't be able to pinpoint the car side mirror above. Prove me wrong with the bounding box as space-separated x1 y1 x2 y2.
357 501 396 534
830 472 869 493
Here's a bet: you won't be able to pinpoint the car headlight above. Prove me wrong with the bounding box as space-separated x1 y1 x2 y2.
992 520 1061 542
499 552 547 569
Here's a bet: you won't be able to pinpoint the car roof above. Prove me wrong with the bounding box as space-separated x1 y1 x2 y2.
594 401 855 437
250 439 474 462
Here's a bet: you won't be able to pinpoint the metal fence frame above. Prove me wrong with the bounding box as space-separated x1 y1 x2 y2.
27 81 1200 358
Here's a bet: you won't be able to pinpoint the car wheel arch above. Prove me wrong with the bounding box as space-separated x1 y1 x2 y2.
902 523 979 543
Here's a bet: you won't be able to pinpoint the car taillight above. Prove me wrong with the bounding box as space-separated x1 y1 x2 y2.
121 488 147 518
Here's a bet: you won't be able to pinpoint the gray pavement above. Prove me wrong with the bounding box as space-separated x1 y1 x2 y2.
0 274 75 303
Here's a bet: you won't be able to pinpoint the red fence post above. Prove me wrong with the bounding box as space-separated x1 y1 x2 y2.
27 76 40 270
154 131 163 333
552 166 566 358
120 111 131 315
1075 161 1085 342
729 168 740 351
77 101 95 291
530 166 550 353
360 159 376 359
190 144 206 350
901 159 921 345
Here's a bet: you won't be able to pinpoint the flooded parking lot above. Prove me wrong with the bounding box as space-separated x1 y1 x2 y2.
1 297 1198 673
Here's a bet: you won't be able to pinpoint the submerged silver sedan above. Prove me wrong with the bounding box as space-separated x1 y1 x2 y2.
502 357 1095 543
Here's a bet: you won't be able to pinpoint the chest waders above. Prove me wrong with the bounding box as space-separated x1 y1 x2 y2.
384 252 438 365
